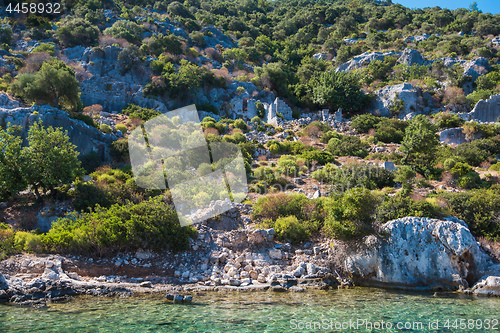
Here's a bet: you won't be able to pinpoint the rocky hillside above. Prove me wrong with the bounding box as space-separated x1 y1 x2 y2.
1 0 500 302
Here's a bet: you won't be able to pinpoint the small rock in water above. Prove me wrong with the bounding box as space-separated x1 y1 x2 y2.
173 295 184 303
183 295 193 303
166 294 175 300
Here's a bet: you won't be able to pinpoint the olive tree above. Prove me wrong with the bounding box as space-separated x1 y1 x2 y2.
10 60 80 111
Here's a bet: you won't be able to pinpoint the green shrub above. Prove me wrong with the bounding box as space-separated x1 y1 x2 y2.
264 215 319 244
320 130 342 143
122 104 161 121
376 195 441 222
433 112 464 129
324 188 378 240
116 124 128 134
327 135 369 158
314 163 394 191
44 197 196 255
432 187 500 240
79 151 101 174
489 162 500 171
457 171 482 189
110 138 130 162
234 119 248 131
350 113 381 133
443 158 457 170
455 137 500 166
374 118 408 144
252 193 314 222
72 181 113 212
31 43 56 55
300 150 336 165
70 113 97 128
450 162 473 177
103 20 143 43
251 116 261 123
276 155 299 176
0 223 15 259
196 103 219 115
14 231 44 253
100 123 112 134
56 18 99 47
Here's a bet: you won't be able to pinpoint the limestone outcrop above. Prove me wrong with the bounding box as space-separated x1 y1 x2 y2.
0 99 116 159
336 51 401 72
344 216 498 290
369 83 426 118
459 94 500 123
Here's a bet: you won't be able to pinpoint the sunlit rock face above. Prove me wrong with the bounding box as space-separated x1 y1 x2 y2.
344 216 498 290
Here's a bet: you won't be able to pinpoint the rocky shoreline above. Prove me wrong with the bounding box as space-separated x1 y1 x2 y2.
2 212 500 307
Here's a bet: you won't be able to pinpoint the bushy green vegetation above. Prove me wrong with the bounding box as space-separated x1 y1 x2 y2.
0 121 83 200
42 197 196 256
55 17 99 47
312 163 394 192
324 188 378 240
121 104 161 121
327 135 369 158
10 60 81 111
252 193 324 244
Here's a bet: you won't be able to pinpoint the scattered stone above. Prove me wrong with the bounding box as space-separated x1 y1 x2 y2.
269 249 282 260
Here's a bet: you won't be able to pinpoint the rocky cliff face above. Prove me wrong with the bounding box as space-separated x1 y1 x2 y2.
460 94 500 123
62 46 169 113
0 96 116 159
344 216 498 290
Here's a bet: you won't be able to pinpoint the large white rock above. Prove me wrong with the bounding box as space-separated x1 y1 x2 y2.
344 217 498 290
471 276 500 296
369 83 422 118
460 94 500 123
336 51 401 72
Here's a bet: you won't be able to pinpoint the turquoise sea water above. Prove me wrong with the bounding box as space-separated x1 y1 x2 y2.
0 288 499 332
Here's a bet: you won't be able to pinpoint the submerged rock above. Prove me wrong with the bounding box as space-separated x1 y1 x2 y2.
344 216 498 290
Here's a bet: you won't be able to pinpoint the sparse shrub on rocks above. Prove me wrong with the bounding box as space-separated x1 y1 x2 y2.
263 215 320 244
122 104 160 121
100 124 112 134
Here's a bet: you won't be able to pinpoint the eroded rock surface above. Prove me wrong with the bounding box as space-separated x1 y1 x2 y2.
344 217 498 290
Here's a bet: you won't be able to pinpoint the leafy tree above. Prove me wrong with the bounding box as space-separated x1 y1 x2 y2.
168 1 195 19
311 71 369 114
324 188 378 240
56 18 99 47
0 125 25 199
400 115 439 165
21 121 83 198
10 60 80 111
103 20 143 43
0 26 13 46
